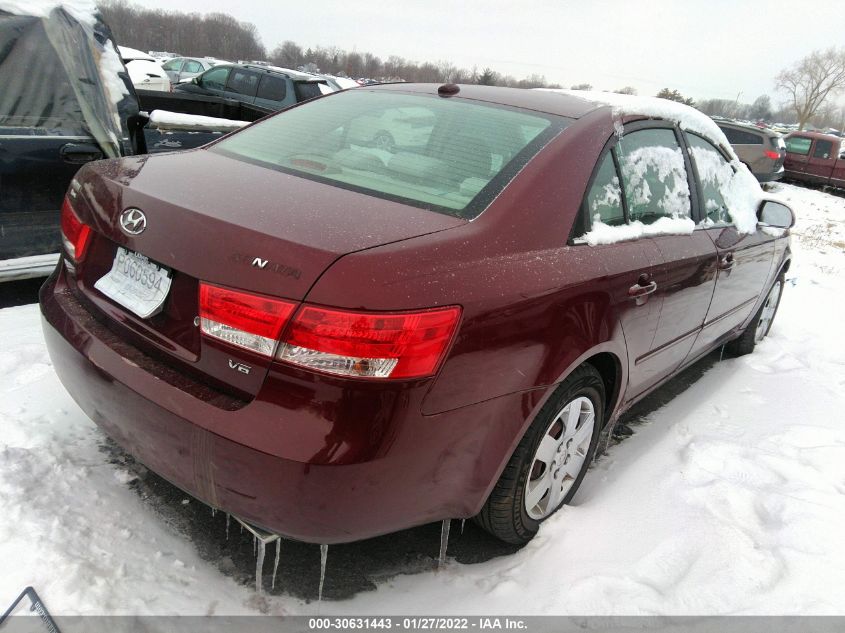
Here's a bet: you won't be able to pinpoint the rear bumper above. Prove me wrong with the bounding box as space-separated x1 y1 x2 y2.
40 267 525 543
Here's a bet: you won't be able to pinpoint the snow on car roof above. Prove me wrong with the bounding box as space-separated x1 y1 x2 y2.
118 45 155 62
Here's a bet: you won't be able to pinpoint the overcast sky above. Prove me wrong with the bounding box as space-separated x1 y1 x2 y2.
142 0 845 104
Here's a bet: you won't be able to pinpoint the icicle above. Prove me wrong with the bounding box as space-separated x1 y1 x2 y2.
318 544 328 606
438 519 451 568
272 538 281 590
253 534 257 557
211 507 217 518
226 514 230 540
255 538 266 594
460 519 465 535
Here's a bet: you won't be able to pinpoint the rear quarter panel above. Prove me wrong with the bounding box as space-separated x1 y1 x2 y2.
305 107 629 417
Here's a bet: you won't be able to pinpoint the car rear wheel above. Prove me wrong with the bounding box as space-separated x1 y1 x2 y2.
475 364 605 545
726 273 784 356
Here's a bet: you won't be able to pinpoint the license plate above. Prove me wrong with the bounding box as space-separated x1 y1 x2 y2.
94 247 172 319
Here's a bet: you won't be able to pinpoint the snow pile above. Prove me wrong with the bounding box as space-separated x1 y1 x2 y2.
539 89 764 234
98 40 130 110
148 110 250 131
584 215 695 245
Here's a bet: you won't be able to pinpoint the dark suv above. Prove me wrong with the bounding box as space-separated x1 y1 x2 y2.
175 63 332 111
715 120 785 182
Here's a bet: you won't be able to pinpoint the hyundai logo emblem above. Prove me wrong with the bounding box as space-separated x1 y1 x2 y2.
119 208 147 235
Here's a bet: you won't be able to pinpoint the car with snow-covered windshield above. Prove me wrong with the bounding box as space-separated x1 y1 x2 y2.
41 85 794 546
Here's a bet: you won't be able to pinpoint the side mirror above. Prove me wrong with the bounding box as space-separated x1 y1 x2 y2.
758 200 795 229
191 77 199 85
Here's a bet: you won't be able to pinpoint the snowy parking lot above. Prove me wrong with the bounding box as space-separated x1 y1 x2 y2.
1 182 844 616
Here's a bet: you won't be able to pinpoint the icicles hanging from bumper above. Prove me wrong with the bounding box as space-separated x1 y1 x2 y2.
234 516 280 595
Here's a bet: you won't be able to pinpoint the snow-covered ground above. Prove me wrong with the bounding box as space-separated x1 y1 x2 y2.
1 183 844 616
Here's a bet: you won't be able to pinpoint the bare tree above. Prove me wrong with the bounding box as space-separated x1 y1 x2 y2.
570 83 592 91
613 86 637 95
776 47 845 130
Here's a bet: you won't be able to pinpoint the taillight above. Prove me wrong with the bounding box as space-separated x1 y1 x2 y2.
277 305 461 379
60 196 92 262
199 283 296 357
764 150 781 160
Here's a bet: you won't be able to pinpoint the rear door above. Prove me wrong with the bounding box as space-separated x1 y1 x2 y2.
223 68 260 105
683 132 775 357
254 73 292 110
804 137 836 182
614 124 718 395
576 147 666 398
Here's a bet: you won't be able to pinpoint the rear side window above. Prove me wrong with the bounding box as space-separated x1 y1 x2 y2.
211 90 563 218
585 153 624 226
162 59 182 71
293 81 323 102
813 139 833 159
616 128 691 224
719 126 763 145
686 133 733 225
227 69 259 96
257 75 287 101
785 136 812 155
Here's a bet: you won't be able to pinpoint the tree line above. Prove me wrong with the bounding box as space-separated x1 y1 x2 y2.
98 2 845 131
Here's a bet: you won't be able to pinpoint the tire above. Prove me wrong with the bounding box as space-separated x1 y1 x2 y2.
725 273 785 357
475 364 605 545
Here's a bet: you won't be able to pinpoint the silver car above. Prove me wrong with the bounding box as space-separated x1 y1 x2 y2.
161 57 224 83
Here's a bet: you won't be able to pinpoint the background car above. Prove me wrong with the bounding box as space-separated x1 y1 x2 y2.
175 63 333 110
118 46 171 92
161 56 225 84
716 120 785 182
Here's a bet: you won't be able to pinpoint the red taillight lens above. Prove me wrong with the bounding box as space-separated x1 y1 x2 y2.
277 305 462 379
60 196 92 262
764 150 781 160
199 283 297 357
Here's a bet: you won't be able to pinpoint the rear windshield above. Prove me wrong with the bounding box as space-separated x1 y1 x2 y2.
210 89 566 218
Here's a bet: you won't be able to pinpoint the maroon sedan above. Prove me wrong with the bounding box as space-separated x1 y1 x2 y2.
40 84 794 545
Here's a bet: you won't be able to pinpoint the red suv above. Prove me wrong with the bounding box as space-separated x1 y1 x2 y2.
40 85 793 545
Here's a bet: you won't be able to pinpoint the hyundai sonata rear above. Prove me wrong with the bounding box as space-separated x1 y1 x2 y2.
40 85 573 543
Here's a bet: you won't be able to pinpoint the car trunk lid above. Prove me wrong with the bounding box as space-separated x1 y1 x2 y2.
68 150 464 398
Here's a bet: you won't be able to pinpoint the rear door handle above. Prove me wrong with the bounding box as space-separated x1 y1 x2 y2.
60 142 103 164
628 280 658 298
628 275 658 306
719 254 735 271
